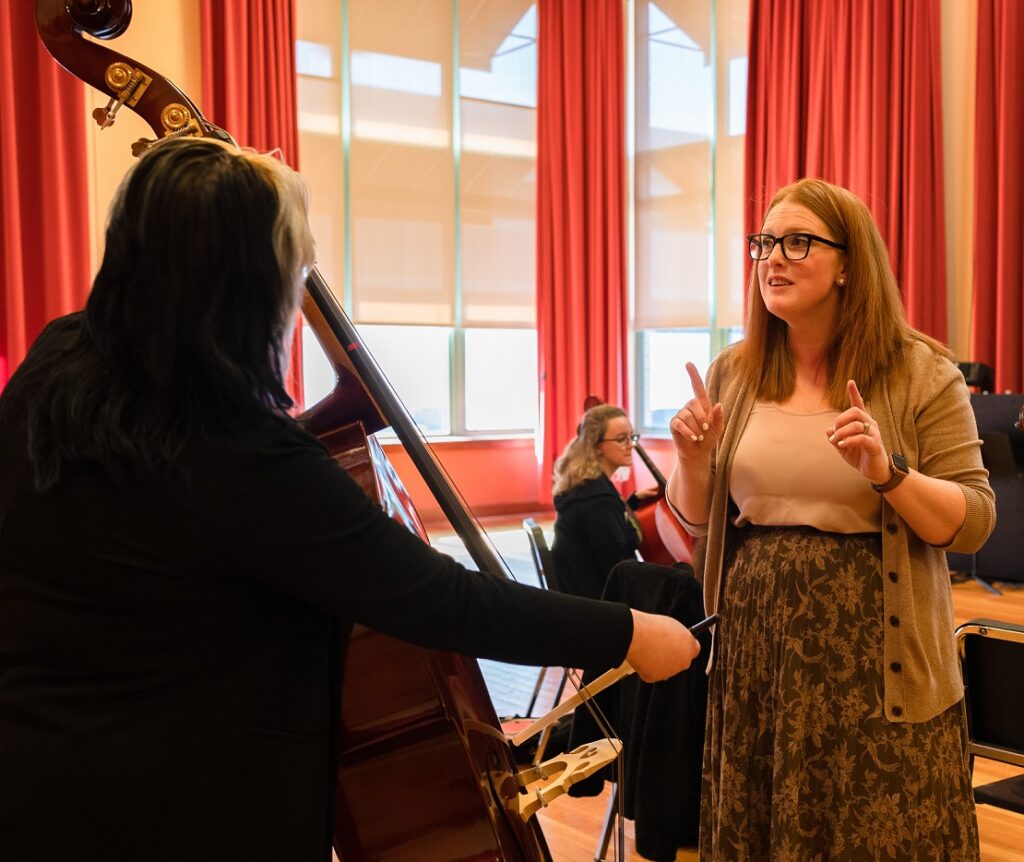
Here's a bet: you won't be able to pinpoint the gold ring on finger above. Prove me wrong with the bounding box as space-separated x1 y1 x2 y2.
863 421 870 435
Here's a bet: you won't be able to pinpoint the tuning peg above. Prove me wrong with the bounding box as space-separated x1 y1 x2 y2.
67 0 133 40
92 105 116 129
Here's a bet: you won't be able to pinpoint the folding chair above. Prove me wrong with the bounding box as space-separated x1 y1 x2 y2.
521 518 569 761
956 618 1024 813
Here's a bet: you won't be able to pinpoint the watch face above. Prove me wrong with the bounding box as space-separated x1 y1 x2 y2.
891 452 909 474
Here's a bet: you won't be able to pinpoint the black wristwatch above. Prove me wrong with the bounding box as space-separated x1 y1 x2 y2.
871 452 909 493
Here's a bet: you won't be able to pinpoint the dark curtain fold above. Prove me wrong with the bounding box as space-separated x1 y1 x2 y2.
0 3 91 392
745 0 947 342
972 0 1024 392
200 0 305 407
536 0 628 501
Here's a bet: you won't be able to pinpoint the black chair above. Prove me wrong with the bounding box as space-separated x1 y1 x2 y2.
523 520 629 858
955 618 1024 813
956 362 996 393
521 519 569 738
947 393 1024 588
523 517 562 593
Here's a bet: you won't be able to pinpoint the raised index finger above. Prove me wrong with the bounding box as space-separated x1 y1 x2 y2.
686 362 711 409
847 379 866 411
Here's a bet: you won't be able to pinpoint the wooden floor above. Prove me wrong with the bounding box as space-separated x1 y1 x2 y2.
532 578 1024 862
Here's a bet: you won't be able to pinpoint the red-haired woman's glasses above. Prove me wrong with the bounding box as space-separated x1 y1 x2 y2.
747 232 847 261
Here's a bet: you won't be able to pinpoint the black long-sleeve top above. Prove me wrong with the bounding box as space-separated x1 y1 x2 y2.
0 315 633 861
552 475 640 600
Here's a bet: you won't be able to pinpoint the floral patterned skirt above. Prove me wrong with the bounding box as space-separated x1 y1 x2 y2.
699 525 979 861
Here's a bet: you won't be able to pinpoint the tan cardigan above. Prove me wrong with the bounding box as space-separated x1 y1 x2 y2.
684 339 995 723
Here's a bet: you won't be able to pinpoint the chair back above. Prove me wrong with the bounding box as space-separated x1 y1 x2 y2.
956 618 1024 767
522 518 563 593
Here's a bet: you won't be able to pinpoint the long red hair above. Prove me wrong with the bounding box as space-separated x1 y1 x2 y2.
738 178 947 408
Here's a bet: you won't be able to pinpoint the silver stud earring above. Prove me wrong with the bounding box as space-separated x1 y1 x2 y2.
837 278 846 287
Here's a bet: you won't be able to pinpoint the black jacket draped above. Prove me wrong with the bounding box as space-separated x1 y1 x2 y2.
568 560 709 861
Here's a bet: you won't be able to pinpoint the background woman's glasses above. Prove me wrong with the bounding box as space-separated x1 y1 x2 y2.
600 433 641 446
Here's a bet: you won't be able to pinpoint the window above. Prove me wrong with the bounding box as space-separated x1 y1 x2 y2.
359 325 453 435
295 0 538 436
296 0 748 436
631 0 749 432
636 327 743 429
463 328 538 432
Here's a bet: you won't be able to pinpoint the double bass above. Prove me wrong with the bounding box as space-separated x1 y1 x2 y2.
35 3 615 859
629 441 694 566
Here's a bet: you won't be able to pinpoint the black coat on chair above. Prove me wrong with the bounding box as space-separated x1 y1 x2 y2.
568 560 710 861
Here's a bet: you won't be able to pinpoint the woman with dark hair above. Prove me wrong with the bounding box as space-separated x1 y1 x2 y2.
667 178 994 860
9 138 314 492
0 137 702 861
551 404 645 600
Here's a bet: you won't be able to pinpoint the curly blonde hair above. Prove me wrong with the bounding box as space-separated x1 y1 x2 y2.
552 405 627 496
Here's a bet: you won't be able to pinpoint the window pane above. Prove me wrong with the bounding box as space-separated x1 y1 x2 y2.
728 55 748 136
358 324 452 435
634 1 713 329
459 3 538 326
296 1 345 292
714 0 750 328
464 328 537 432
300 320 337 409
639 329 711 430
297 1 540 439
349 1 455 325
460 4 536 108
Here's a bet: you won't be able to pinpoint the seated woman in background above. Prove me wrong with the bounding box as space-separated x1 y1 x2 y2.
551 404 650 600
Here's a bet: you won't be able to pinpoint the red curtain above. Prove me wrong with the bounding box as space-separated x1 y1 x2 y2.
536 0 628 501
972 0 1024 392
745 0 947 341
200 0 304 407
0 3 91 392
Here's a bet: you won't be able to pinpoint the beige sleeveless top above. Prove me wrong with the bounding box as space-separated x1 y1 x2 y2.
730 402 881 533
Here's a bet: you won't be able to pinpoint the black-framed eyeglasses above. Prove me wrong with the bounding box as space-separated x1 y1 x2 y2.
747 232 847 261
600 433 640 446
